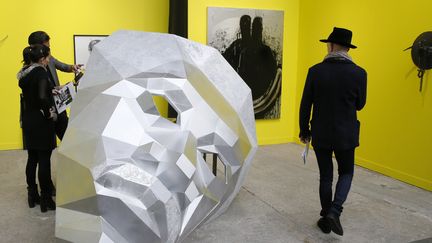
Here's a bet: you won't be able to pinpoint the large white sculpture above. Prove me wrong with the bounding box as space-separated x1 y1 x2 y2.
55 30 257 243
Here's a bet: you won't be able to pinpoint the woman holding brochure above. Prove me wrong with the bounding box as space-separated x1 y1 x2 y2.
17 44 57 212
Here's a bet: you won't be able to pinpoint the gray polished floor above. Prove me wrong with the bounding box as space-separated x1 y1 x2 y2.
0 143 431 243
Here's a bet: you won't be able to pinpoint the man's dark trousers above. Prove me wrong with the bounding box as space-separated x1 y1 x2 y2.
314 147 355 217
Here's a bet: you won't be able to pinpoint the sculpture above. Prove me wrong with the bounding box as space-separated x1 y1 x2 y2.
55 30 257 243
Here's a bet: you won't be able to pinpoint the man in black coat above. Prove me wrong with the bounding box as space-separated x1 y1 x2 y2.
299 27 367 236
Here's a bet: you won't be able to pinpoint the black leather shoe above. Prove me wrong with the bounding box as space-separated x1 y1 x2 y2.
317 217 331 234
327 212 343 236
40 194 56 213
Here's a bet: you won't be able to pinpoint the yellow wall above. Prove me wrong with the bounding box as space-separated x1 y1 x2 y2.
296 0 432 190
188 0 300 145
0 0 169 149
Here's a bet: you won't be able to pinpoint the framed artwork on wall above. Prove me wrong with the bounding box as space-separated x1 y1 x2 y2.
208 7 284 119
73 35 108 67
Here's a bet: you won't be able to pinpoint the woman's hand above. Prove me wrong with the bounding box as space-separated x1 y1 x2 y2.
52 88 60 95
49 107 58 121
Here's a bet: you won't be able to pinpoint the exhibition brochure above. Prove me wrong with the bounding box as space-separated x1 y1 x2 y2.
302 141 310 164
53 82 76 113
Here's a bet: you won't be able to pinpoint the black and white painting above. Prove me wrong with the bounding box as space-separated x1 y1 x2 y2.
208 7 284 119
73 35 107 67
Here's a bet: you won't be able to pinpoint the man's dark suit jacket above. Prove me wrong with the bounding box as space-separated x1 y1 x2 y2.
299 57 367 150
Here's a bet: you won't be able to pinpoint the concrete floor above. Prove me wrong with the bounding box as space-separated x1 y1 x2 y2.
0 143 431 243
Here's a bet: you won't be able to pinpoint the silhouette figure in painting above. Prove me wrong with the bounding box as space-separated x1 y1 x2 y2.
223 16 281 119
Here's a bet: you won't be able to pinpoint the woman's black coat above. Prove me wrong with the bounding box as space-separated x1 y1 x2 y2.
19 66 56 150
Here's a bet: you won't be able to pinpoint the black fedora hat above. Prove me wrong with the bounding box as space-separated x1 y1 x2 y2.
320 27 357 49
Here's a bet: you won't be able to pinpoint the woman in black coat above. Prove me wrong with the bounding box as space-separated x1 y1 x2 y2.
17 44 56 212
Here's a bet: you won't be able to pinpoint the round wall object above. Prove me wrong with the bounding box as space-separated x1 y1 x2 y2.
411 31 432 70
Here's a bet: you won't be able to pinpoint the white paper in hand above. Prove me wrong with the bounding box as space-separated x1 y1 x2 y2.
302 141 310 164
53 82 76 113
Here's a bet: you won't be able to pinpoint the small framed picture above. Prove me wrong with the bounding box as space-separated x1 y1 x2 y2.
73 35 108 66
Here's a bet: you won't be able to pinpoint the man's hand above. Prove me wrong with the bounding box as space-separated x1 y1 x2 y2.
299 130 311 144
71 64 83 72
300 135 311 144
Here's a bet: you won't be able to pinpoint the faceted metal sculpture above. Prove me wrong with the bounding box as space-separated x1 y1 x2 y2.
55 30 257 243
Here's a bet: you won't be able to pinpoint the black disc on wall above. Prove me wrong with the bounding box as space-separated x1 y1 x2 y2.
411 31 432 70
